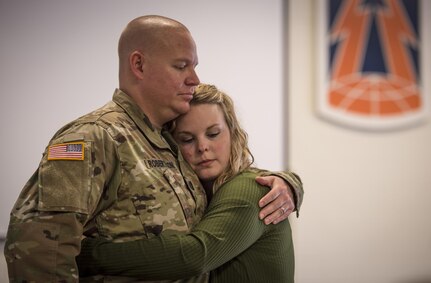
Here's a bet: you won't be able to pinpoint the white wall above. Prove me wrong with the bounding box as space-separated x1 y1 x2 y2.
288 1 431 283
0 0 283 236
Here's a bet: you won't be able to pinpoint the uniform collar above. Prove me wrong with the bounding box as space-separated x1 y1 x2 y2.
112 89 175 153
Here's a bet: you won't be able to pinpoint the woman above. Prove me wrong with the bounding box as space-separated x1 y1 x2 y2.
77 84 295 282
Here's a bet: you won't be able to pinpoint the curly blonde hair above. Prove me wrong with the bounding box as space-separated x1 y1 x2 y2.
171 83 254 190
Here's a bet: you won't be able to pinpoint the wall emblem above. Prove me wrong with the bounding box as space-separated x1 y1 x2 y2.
317 0 429 130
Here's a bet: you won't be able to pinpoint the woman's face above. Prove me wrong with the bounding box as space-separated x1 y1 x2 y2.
173 103 231 183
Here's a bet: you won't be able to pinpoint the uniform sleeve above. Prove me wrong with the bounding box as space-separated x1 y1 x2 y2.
4 123 117 283
77 173 269 280
256 168 304 216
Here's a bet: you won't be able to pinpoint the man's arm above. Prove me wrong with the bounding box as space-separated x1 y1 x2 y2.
4 126 115 282
255 170 303 224
5 211 85 282
4 164 87 282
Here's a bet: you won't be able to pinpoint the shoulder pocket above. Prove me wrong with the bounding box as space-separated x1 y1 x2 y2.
39 141 92 214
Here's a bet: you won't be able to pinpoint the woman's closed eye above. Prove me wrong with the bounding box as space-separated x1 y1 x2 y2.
179 137 194 144
207 132 220 139
175 131 196 144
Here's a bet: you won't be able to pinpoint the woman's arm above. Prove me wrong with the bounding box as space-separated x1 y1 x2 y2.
77 172 269 280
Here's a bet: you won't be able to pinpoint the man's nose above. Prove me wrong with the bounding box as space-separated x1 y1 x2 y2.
186 69 200 86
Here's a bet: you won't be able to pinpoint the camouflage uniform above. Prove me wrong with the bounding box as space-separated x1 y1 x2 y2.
4 89 208 283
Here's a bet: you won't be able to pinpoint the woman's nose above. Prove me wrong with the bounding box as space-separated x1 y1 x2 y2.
197 140 208 153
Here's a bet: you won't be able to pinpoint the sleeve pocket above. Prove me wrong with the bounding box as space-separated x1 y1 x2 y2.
39 141 92 214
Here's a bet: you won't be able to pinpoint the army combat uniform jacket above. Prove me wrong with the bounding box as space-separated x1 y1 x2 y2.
4 89 304 283
5 89 209 282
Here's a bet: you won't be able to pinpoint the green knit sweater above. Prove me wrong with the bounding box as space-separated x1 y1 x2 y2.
77 170 294 282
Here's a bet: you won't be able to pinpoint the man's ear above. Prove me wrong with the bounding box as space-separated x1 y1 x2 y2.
130 51 144 78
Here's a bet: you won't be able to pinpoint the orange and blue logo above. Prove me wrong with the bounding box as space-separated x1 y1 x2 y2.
317 0 429 130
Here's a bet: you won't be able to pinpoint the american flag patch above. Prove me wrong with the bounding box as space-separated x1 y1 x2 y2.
47 142 85 161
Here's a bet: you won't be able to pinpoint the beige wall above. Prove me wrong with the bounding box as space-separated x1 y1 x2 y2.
288 1 431 283
1 1 430 282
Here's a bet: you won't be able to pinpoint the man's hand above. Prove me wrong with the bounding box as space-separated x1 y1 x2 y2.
256 175 295 225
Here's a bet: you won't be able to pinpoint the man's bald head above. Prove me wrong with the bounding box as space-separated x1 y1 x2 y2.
116 15 199 126
118 15 190 66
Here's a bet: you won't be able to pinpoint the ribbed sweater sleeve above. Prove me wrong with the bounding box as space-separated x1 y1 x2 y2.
77 171 269 280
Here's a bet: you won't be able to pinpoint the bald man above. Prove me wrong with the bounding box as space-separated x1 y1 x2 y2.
4 15 303 282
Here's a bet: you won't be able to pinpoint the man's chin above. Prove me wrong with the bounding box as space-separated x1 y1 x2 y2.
177 104 191 115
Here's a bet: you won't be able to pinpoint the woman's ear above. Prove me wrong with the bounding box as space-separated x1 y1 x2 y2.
129 51 144 78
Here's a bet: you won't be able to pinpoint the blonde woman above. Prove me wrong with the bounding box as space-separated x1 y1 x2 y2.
77 84 298 282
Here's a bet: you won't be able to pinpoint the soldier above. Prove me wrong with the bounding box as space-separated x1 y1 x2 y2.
4 15 303 282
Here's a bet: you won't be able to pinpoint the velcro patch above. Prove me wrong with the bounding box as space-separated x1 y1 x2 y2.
47 142 85 161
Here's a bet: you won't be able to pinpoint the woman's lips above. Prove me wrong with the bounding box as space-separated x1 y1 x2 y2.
198 159 214 167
